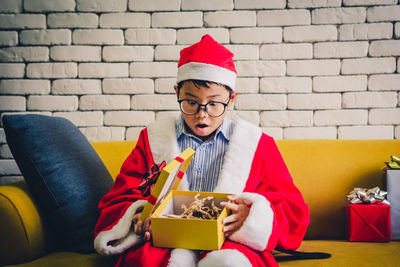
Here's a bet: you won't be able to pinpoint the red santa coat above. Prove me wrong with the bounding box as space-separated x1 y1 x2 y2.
94 116 310 267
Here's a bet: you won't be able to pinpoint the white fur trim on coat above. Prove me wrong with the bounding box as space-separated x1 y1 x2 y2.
168 249 198 267
214 119 262 194
147 115 180 165
94 200 147 256
198 249 252 267
229 192 274 251
146 116 261 194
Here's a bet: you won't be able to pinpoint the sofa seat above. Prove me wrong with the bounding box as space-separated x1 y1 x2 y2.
5 240 399 267
279 240 400 266
4 252 118 267
2 140 399 266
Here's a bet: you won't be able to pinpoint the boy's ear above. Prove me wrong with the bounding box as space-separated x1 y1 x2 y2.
229 91 237 107
174 85 179 97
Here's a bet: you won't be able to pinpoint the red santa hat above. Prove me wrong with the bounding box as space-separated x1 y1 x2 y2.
177 34 237 91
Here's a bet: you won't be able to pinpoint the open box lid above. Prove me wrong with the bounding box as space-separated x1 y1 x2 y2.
139 147 195 221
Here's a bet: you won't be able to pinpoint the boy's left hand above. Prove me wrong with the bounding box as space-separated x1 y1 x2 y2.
220 195 251 237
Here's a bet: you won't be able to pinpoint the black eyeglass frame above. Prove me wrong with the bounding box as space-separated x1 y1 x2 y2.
177 98 231 118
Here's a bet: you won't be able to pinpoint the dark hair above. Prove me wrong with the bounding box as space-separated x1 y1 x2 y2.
176 79 232 98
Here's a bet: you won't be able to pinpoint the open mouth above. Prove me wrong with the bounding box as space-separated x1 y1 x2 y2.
196 124 208 129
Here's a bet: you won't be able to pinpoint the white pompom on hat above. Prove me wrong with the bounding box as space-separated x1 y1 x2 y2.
176 34 237 91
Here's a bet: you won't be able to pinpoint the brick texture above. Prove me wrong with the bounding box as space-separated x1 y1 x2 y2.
339 23 392 40
312 7 366 24
0 47 49 62
48 13 98 29
24 0 75 12
0 0 399 182
0 79 50 95
77 0 127 12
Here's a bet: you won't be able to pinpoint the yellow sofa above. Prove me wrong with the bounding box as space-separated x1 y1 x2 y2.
1 140 400 266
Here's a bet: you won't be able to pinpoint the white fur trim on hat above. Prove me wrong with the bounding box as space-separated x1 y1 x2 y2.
198 249 252 267
168 249 198 267
177 62 237 91
94 200 147 256
228 192 274 251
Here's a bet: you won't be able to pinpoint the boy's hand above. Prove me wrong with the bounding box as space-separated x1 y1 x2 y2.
220 195 251 237
133 213 152 241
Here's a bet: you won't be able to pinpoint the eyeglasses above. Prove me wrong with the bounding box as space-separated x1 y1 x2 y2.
177 98 231 117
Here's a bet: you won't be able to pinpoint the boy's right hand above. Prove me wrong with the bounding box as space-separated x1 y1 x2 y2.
133 213 152 241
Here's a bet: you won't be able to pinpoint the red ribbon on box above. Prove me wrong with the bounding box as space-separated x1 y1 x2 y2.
136 161 166 197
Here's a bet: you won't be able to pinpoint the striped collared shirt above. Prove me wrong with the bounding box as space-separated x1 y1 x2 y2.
175 115 233 192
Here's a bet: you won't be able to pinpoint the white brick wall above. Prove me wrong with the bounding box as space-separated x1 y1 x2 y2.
205 11 255 27
288 93 342 110
47 13 98 29
100 13 150 28
1 0 400 183
20 30 71 45
339 23 393 40
27 95 78 111
24 0 75 12
129 0 180 11
260 44 312 60
77 0 127 12
284 25 337 42
153 12 203 28
80 95 130 110
312 7 366 24
260 77 312 93
0 14 46 29
52 79 101 95
235 94 286 110
369 74 400 91
236 61 286 77
102 46 154 62
0 47 49 62
313 76 367 92
314 109 368 125
258 10 310 26
50 46 101 62
27 63 77 78
231 28 282 44
287 59 340 76
288 0 341 8
0 0 22 13
79 63 128 78
73 29 124 45
341 58 396 74
0 79 50 95
125 29 176 44
314 42 369 58
177 28 229 44
0 31 18 46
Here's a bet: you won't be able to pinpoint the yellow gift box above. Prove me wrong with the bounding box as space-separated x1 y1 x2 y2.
138 147 231 250
151 190 231 250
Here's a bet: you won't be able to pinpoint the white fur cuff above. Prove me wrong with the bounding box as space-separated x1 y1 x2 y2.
228 192 274 251
198 249 251 267
94 200 147 256
168 249 198 267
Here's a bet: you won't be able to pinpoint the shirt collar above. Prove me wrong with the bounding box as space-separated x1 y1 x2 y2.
176 115 232 143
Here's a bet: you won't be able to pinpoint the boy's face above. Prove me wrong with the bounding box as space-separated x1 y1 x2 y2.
174 81 237 141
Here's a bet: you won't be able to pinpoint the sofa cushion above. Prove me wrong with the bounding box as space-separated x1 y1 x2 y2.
2 114 114 254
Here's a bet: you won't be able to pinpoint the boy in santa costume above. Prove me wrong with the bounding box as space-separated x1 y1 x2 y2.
94 34 310 267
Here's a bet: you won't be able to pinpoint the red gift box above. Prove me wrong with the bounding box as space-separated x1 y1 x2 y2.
346 204 391 242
